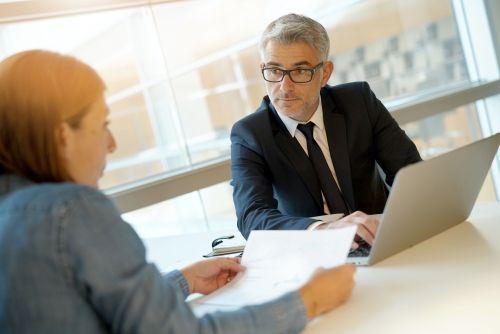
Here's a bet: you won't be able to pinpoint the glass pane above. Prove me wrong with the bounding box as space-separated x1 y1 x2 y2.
200 182 237 231
401 103 498 201
1 0 497 214
123 181 236 238
330 1 468 100
0 8 194 189
170 68 245 164
150 0 365 72
102 83 189 188
123 192 207 239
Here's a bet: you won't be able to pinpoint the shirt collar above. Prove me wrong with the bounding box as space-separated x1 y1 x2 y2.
274 97 324 137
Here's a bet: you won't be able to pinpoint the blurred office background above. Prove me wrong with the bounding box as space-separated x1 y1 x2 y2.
0 0 499 238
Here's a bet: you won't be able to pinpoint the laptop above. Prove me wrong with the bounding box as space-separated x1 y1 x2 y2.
347 133 500 266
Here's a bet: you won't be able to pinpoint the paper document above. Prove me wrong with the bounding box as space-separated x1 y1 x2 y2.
193 226 356 307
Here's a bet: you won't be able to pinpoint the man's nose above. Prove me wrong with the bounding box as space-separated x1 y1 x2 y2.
279 73 295 92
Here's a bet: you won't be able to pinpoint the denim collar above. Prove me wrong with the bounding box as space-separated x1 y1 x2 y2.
0 174 35 198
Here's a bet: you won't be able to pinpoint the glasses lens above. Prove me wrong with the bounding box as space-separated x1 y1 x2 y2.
263 68 283 82
289 69 313 83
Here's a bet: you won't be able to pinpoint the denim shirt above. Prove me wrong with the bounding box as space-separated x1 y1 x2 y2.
0 174 307 334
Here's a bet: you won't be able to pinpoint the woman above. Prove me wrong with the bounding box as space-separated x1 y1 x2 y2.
0 50 355 333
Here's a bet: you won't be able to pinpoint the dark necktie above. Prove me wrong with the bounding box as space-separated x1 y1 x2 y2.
297 122 349 215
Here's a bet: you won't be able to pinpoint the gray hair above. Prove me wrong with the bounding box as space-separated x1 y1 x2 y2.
259 13 330 61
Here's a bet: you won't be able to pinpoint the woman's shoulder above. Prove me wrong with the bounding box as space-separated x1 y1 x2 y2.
45 182 109 202
4 181 116 214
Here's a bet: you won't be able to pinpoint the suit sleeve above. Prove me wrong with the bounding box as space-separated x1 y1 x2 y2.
231 122 315 238
360 82 422 185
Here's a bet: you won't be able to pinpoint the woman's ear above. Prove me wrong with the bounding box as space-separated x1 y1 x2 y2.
55 122 74 160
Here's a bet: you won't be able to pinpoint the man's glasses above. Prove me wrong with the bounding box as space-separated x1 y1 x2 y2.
261 62 324 83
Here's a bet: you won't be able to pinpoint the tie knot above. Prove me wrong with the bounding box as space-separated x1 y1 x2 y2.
297 122 315 140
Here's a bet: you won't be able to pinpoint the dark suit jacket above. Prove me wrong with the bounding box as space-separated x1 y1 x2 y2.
231 82 422 238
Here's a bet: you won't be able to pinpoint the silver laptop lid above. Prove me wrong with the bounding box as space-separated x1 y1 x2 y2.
368 133 499 265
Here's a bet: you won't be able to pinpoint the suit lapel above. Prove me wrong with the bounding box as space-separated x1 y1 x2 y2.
269 105 323 210
322 95 356 211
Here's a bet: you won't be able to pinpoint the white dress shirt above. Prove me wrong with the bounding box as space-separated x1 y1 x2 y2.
274 98 344 226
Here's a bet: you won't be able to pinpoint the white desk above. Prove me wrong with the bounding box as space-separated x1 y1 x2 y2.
305 202 500 334
143 229 245 273
143 202 500 334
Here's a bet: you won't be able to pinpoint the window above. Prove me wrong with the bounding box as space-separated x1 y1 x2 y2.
402 100 498 201
123 181 236 237
1 0 498 238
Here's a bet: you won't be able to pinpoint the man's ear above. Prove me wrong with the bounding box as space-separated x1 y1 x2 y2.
321 60 334 87
55 122 73 160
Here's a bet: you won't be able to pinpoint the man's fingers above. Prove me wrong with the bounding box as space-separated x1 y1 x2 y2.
359 224 375 241
356 226 375 245
326 211 380 246
363 218 379 235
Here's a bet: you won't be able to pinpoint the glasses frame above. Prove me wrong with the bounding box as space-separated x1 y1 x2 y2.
261 62 324 83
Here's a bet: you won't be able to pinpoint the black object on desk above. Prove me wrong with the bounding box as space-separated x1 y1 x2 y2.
203 235 245 258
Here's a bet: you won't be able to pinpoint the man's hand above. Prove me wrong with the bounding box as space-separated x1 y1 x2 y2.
181 258 245 295
316 211 380 248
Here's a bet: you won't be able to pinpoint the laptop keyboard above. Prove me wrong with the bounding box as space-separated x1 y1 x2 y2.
348 239 372 257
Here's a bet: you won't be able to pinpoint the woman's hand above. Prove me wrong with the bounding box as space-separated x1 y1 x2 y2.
181 258 246 295
299 264 356 319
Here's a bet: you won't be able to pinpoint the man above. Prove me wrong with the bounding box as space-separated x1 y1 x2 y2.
231 14 421 241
